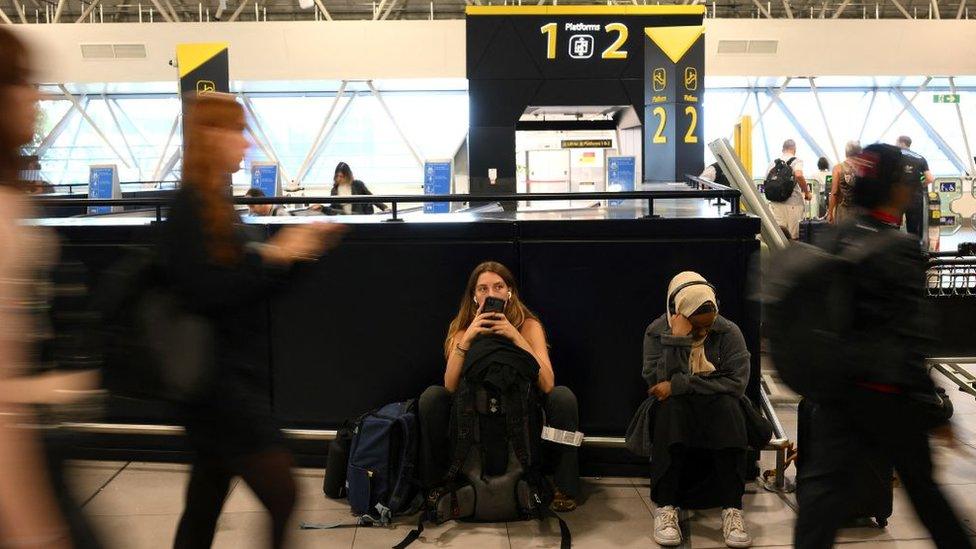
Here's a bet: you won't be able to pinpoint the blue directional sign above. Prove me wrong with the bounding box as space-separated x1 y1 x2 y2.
423 161 452 214
88 165 119 215
250 162 279 197
607 156 636 206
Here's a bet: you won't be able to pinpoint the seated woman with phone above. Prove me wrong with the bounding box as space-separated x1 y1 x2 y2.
643 272 757 549
418 261 580 511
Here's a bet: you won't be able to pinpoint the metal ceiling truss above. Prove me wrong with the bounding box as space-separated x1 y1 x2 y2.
0 0 969 23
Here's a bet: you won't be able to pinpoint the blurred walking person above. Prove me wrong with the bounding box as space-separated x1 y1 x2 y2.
165 93 345 548
0 27 102 549
790 144 972 549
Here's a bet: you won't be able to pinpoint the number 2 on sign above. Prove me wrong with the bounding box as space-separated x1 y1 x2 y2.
652 106 700 145
683 106 698 144
652 107 667 144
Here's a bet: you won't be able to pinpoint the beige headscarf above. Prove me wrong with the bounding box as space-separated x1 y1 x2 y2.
666 271 718 375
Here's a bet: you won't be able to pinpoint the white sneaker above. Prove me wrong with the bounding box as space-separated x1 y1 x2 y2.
721 508 752 548
653 505 682 546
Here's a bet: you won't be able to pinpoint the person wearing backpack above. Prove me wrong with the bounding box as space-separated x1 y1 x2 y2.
164 94 345 549
764 139 812 239
419 261 580 512
827 141 862 224
643 272 761 548
790 143 971 549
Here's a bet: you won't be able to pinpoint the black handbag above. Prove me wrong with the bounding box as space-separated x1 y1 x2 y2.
135 288 217 403
738 396 774 451
96 248 216 403
323 425 354 499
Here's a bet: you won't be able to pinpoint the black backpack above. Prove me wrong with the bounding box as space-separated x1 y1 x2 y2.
398 338 570 549
764 230 896 400
763 157 797 202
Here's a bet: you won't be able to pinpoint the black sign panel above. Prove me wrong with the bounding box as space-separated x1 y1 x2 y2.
466 6 706 194
643 27 704 182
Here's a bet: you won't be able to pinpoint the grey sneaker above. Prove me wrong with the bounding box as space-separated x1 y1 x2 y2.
721 508 752 548
653 505 682 546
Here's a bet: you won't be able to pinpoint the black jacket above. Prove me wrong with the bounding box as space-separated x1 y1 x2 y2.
161 186 292 455
824 213 936 394
330 179 387 215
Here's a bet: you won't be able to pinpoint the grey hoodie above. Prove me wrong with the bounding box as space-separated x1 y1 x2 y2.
642 314 750 397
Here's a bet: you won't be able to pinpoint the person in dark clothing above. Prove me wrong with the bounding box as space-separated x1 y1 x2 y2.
419 261 580 511
310 162 388 215
164 94 344 549
896 135 934 244
699 162 730 186
643 271 754 548
244 187 292 217
793 143 971 549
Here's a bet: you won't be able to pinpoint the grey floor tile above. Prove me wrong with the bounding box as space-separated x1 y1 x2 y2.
64 460 128 504
84 466 201 516
941 483 976 535
931 445 976 485
837 540 940 547
212 510 357 549
89 512 180 549
222 472 349 513
353 519 509 549
126 461 192 473
688 490 796 548
576 476 642 503
509 493 653 549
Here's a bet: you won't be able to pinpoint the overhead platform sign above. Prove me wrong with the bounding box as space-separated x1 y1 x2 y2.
176 42 230 185
176 42 230 98
466 5 705 196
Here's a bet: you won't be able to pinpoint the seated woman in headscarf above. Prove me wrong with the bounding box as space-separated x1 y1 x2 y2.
643 272 754 549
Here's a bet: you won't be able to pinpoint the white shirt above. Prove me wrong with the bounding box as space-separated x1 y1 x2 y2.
767 155 805 207
337 181 353 215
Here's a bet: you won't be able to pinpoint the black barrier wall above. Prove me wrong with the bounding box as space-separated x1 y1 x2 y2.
54 215 761 471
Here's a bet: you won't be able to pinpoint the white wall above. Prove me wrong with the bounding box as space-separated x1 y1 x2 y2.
13 20 466 84
704 19 976 76
11 18 976 85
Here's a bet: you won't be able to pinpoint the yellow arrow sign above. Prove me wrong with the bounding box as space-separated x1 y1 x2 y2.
644 25 704 64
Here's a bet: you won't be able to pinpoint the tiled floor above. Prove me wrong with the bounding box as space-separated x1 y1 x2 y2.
66 380 976 548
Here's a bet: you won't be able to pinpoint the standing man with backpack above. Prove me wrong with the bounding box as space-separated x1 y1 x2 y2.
763 140 812 239
768 143 972 549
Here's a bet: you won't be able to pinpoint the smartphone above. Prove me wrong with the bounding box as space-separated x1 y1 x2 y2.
482 296 506 315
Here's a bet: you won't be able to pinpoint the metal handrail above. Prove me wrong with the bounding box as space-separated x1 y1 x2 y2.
34 188 742 222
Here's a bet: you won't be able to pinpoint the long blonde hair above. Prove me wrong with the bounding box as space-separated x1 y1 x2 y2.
444 261 540 357
181 93 246 265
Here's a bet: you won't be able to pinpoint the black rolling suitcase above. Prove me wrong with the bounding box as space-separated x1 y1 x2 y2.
796 398 893 528
798 219 830 245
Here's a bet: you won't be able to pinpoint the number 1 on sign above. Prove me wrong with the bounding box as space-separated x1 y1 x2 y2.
541 23 557 59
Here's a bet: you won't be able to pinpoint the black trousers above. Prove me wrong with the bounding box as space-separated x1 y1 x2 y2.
652 446 745 510
174 447 296 549
904 192 926 243
418 384 580 497
794 390 972 549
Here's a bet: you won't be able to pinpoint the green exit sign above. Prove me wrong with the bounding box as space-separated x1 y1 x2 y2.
933 94 961 104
